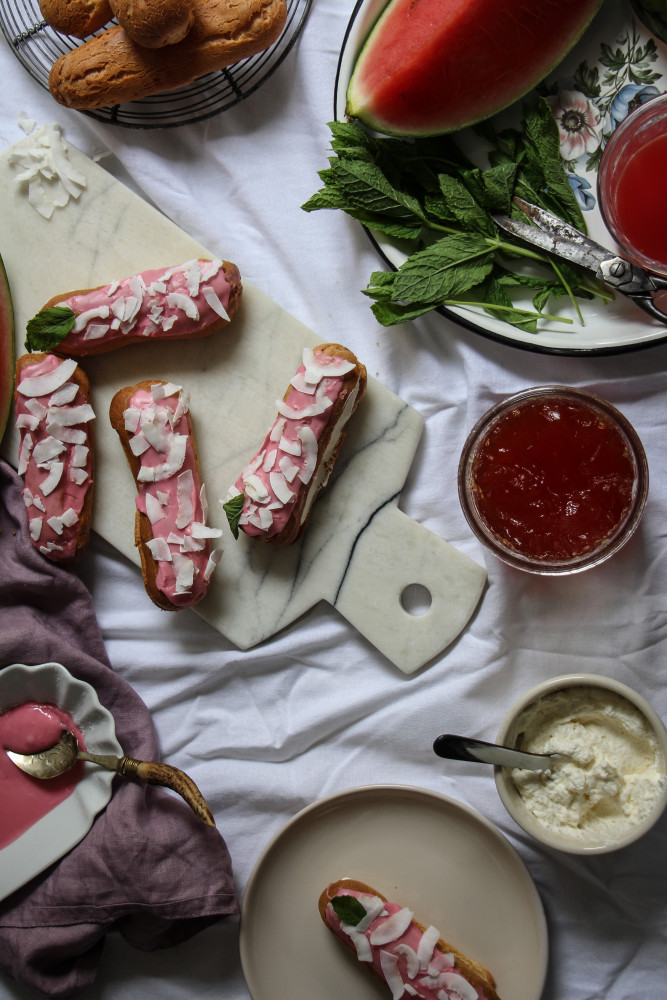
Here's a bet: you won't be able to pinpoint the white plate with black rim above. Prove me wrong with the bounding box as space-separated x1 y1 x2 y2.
240 784 547 1000
333 0 667 355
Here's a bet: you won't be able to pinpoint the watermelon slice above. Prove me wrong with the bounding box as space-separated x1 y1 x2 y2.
0 252 14 441
347 0 603 136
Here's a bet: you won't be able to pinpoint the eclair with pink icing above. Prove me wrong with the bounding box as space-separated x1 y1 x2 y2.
319 880 501 1000
25 258 242 357
14 352 95 562
110 379 222 611
223 343 366 545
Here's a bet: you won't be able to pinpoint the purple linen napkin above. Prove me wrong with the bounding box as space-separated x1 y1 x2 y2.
0 459 238 999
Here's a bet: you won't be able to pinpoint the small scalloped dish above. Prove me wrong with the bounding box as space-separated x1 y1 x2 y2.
0 662 121 901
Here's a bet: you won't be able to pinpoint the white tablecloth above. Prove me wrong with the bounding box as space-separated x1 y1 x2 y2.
1 2 666 998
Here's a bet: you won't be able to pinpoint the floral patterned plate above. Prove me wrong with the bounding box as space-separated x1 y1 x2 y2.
335 0 667 355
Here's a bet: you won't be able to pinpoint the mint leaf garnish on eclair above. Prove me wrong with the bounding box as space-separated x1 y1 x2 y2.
25 306 77 352
330 895 367 927
222 492 245 539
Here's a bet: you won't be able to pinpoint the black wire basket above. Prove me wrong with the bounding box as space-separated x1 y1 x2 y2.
0 0 312 128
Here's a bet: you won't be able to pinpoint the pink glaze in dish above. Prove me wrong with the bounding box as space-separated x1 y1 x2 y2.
15 353 94 561
0 702 85 849
232 348 357 539
56 259 235 351
122 383 222 607
324 886 492 1000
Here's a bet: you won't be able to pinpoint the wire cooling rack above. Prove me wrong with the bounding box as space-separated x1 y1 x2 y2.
0 0 312 128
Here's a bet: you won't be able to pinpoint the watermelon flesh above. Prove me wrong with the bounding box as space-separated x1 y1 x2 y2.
0 253 14 442
347 0 604 136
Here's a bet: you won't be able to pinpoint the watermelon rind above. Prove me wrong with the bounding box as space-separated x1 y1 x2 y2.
0 251 15 442
346 0 604 137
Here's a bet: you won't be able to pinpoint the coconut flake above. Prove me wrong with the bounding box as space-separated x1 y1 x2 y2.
145 492 166 524
84 323 111 341
17 357 78 397
243 473 270 503
341 927 372 962
166 291 199 320
146 537 172 562
8 123 86 219
379 951 405 1000
269 418 286 443
69 467 88 486
269 470 294 505
190 522 222 539
49 382 79 405
434 972 477 1000
74 305 110 332
130 433 150 457
47 403 95 426
161 314 177 332
17 433 34 476
278 455 299 483
71 444 88 468
182 535 205 552
151 381 182 400
25 398 47 419
296 426 318 484
278 435 302 457
46 423 86 444
262 449 277 472
16 413 40 435
123 407 141 434
417 925 441 970
29 517 42 541
199 258 222 282
303 346 355 382
40 461 63 495
138 434 187 482
173 553 195 594
33 436 66 465
202 284 230 321
370 908 414 946
395 944 420 980
176 469 195 529
290 371 318 395
203 548 222 581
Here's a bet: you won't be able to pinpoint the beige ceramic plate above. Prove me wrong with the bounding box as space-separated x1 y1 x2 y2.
240 784 547 1000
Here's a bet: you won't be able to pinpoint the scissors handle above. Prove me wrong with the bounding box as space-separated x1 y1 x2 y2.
599 257 667 322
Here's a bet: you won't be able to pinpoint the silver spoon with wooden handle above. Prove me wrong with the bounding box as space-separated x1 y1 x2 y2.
6 730 215 827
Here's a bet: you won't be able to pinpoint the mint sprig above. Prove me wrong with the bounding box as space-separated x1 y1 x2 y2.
222 493 245 539
25 306 77 352
329 895 367 927
303 98 611 333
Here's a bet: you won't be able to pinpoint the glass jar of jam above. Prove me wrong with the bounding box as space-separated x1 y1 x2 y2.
597 93 667 278
458 386 648 575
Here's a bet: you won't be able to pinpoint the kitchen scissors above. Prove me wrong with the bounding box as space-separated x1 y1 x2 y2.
493 195 667 323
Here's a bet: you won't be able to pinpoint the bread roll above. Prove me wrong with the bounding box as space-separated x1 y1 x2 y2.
319 879 502 1000
109 0 194 47
110 379 222 611
14 353 95 562
49 0 287 109
39 0 112 38
223 344 367 545
25 258 242 357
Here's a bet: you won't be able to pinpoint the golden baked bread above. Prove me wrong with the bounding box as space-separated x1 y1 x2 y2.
109 0 194 47
14 352 95 562
319 879 502 1000
223 343 367 545
110 379 222 611
25 258 242 357
49 0 287 109
39 0 112 38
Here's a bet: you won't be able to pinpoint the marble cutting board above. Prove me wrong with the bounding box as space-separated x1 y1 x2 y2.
0 136 486 674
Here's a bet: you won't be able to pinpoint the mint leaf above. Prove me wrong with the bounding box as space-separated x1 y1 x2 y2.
390 234 495 303
223 493 245 539
25 306 76 352
330 895 367 927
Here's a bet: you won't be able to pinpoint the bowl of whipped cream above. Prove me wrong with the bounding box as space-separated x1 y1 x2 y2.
494 674 667 854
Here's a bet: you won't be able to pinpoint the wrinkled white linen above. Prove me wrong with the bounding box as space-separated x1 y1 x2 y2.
1 2 666 999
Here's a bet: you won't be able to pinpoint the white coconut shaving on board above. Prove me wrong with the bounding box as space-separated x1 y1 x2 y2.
8 121 86 220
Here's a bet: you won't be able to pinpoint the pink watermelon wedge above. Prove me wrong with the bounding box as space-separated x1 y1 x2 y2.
346 0 603 136
0 252 15 441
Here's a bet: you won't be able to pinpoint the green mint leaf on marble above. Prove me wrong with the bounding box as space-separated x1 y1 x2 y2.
25 307 76 352
330 895 367 927
222 493 245 540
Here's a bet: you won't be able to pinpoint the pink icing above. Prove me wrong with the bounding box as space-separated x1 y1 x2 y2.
58 259 234 351
0 702 85 850
15 353 94 561
123 385 221 608
233 349 355 538
325 888 490 1000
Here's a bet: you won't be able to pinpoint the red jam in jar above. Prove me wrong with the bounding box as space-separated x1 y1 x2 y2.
459 387 648 573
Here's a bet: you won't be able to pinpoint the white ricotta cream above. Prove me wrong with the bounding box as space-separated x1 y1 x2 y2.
509 686 666 845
